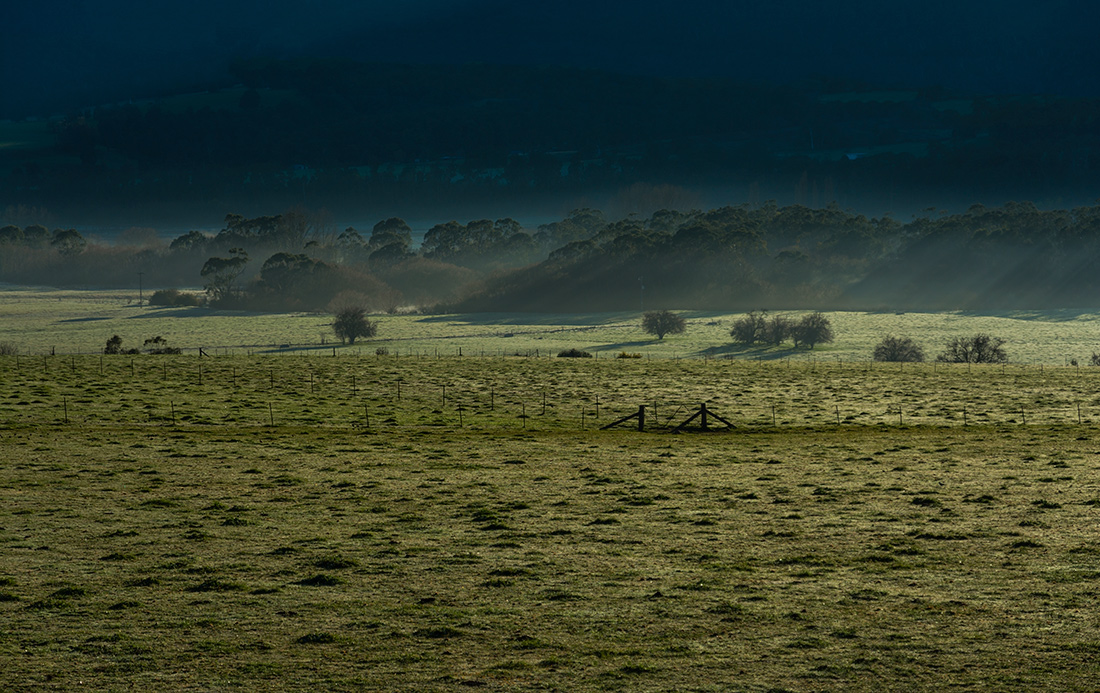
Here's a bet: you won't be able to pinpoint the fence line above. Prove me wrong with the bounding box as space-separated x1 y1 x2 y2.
2 354 1099 431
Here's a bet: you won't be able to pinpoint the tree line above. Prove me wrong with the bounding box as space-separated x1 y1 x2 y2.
3 201 1100 313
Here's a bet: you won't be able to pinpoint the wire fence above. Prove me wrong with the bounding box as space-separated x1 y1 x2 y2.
2 353 1099 431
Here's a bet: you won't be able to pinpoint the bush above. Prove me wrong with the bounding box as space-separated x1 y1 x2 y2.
937 334 1007 363
641 310 686 340
148 289 202 307
557 348 593 358
143 336 182 354
873 335 925 362
1090 352 1100 366
104 335 123 355
0 342 16 356
791 312 834 349
617 352 642 359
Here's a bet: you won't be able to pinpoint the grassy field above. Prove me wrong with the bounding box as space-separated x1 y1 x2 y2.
5 289 1100 689
4 352 1100 690
3 286 1100 364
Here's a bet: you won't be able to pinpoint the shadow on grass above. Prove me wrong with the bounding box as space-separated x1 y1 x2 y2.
591 340 660 352
416 312 639 327
956 309 1100 323
694 344 806 361
416 310 736 327
126 307 285 319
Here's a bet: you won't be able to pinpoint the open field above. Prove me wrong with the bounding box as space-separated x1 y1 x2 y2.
6 289 1100 689
4 353 1100 690
3 286 1100 364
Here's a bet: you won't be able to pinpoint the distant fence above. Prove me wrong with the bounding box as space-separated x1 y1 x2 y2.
2 353 1099 431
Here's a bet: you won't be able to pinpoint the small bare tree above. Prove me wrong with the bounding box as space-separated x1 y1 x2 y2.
730 311 766 345
937 334 1007 363
873 335 925 362
762 314 793 346
791 312 834 349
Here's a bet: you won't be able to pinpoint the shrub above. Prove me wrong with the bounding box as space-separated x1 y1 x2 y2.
104 335 124 355
873 335 925 362
642 310 686 340
557 348 593 358
937 334 1007 363
143 336 181 354
0 342 16 356
617 352 642 359
148 289 202 307
1090 353 1100 366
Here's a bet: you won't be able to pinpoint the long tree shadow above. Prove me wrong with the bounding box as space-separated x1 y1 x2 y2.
416 312 638 327
695 343 806 360
592 339 662 352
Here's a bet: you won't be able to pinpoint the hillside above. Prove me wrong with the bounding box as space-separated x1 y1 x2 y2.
3 60 1099 226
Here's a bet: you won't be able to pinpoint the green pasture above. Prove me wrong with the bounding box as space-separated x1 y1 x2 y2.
3 359 1100 689
6 289 1100 689
3 287 1100 364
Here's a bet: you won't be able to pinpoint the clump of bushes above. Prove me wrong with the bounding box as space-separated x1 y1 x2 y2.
0 342 17 356
148 289 202 307
730 311 831 348
104 335 181 355
617 352 642 359
557 348 592 358
105 335 137 355
143 336 181 354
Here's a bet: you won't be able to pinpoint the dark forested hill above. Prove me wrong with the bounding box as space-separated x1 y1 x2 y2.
3 59 1099 226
